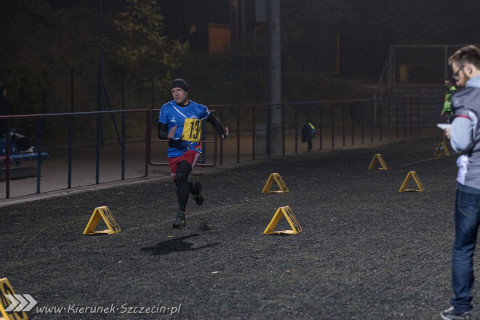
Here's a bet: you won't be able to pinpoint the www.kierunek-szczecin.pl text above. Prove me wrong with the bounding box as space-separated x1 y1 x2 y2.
34 303 182 315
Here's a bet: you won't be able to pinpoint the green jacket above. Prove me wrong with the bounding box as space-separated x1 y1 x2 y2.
442 85 456 113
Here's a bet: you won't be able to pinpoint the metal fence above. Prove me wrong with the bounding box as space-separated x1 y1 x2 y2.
0 97 443 200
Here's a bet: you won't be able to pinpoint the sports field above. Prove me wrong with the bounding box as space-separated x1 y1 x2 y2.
0 134 470 319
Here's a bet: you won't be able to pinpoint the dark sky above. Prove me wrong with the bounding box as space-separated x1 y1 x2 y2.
2 0 480 78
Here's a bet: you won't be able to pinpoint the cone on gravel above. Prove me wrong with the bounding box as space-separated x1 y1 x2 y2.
368 153 388 170
264 206 302 235
434 141 450 157
262 173 289 193
83 206 121 235
399 171 424 192
0 278 29 319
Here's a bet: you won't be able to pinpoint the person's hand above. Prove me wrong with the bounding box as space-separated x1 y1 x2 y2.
168 125 177 140
224 127 229 137
445 126 451 139
441 111 444 116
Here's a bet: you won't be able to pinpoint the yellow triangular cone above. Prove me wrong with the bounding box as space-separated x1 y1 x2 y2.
262 173 289 193
83 206 121 235
368 153 388 170
434 141 450 156
399 171 425 192
0 278 28 320
264 206 302 235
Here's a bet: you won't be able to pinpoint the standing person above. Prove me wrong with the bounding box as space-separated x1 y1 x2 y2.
0 82 14 136
441 79 457 123
301 122 316 152
441 45 480 320
158 79 228 229
0 82 33 153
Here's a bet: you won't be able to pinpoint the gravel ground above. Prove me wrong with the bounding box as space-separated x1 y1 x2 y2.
0 135 474 320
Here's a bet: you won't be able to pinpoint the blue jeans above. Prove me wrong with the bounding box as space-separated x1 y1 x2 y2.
451 183 480 313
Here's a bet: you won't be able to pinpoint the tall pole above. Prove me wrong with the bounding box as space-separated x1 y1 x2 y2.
98 0 104 118
96 0 104 184
241 0 246 43
268 0 282 155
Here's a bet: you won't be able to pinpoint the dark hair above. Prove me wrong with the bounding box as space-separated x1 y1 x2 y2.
448 45 480 69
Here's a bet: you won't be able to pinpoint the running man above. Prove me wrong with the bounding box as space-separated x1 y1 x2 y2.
158 79 228 228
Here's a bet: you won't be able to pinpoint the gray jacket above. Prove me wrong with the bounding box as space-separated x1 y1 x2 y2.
451 80 480 188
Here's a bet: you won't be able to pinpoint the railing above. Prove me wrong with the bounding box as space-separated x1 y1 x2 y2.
0 97 442 200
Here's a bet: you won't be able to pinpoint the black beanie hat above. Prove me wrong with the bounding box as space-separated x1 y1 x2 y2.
171 78 189 92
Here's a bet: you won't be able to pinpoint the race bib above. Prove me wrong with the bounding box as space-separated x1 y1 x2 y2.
181 118 202 142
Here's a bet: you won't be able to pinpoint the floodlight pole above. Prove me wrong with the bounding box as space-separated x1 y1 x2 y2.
267 0 282 156
98 0 104 132
96 0 105 184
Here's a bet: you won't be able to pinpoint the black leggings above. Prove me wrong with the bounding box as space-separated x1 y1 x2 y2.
175 160 196 212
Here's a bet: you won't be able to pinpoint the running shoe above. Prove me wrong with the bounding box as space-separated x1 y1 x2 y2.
192 180 204 205
441 306 471 320
172 212 186 229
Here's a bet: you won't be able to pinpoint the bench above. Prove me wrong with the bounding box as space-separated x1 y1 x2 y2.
0 152 49 181
0 152 49 163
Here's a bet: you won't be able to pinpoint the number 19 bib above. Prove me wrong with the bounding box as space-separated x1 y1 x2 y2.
181 118 202 142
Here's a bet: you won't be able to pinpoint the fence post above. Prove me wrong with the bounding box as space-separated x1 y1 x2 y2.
220 108 224 165
395 99 399 139
417 98 420 135
350 102 355 146
361 101 365 144
36 117 45 194
151 73 155 110
145 109 151 177
379 99 383 142
331 103 335 149
121 110 126 180
370 99 374 143
341 103 345 147
267 106 270 158
5 120 10 198
294 104 298 154
387 99 391 141
319 103 323 150
68 70 75 188
252 106 256 161
409 98 413 136
403 99 407 137
68 113 73 189
95 111 101 184
237 106 240 163
121 77 126 180
282 103 285 157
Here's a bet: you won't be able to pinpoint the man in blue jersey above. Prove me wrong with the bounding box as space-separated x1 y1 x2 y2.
158 79 228 228
441 45 480 320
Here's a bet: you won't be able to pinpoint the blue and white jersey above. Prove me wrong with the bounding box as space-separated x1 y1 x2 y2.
158 100 210 158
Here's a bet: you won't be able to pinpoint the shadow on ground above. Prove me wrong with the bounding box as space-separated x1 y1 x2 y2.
142 234 221 256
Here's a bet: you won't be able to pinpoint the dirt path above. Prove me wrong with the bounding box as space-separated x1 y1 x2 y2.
0 136 468 319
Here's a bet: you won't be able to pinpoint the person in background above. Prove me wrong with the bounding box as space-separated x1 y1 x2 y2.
442 45 480 320
441 79 457 123
0 82 14 136
158 79 228 229
301 122 316 152
0 82 33 153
